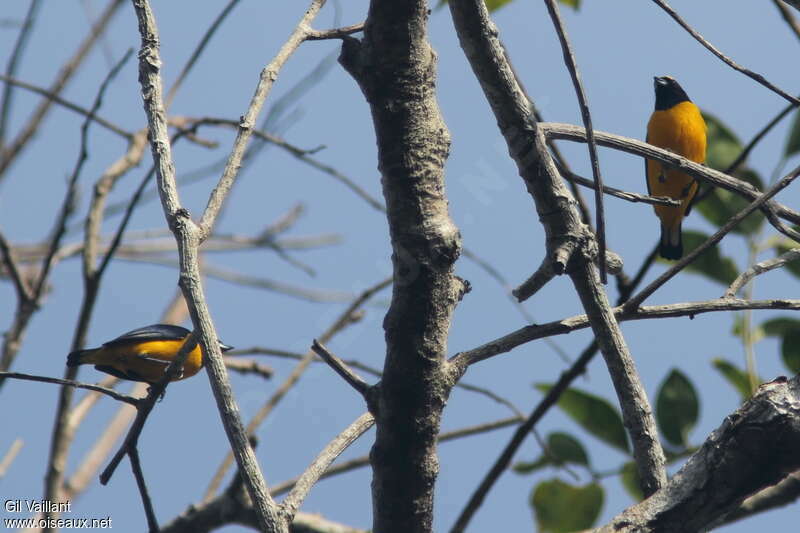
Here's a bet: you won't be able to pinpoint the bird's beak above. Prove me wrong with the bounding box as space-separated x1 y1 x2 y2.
219 342 234 352
654 76 669 87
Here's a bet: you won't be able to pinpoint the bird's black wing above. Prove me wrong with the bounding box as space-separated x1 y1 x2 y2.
102 324 191 348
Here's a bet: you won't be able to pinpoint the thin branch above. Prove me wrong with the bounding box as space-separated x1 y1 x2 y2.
715 470 800 527
559 166 680 207
451 297 800 369
0 0 42 146
773 0 800 44
625 163 800 310
449 344 597 533
223 358 274 380
512 255 555 302
725 248 800 298
203 277 390 501
0 0 126 179
280 412 375 521
306 22 365 40
269 415 523 497
544 0 607 282
651 0 800 106
163 0 243 109
196 0 330 240
129 447 159 533
310 340 370 396
540 122 800 227
0 74 132 139
0 439 23 479
0 230 32 301
0 372 139 406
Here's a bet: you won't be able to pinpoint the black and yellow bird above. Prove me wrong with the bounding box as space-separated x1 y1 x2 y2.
66 324 232 384
646 76 707 259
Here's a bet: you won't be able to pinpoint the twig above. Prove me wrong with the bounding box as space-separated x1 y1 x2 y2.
0 230 32 301
544 0 607 282
99 335 199 485
451 297 800 368
559 166 680 206
196 0 330 240
773 0 800 44
724 101 796 177
725 248 800 298
0 0 42 146
625 163 800 310
306 22 365 40
540 122 800 227
0 372 139 406
280 412 375 521
651 0 800 106
223 358 274 380
202 277 390 501
0 74 132 139
129 0 292 528
0 0 125 179
310 340 370 396
0 439 23 479
449 344 596 533
512 256 555 302
163 0 243 109
269 415 523 497
129 447 159 533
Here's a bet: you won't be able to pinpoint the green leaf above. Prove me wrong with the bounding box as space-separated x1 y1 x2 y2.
785 109 800 158
694 168 765 235
532 479 603 532
655 369 699 448
536 385 629 453
558 0 581 9
620 461 644 501
702 112 743 171
711 358 752 400
762 316 800 337
512 432 589 474
760 317 800 373
781 330 800 374
775 244 800 278
676 230 739 285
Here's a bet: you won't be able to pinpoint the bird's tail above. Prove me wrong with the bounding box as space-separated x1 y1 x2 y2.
66 348 97 367
659 223 683 260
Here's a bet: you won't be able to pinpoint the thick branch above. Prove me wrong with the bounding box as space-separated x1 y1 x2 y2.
596 375 800 532
340 2 466 531
448 0 665 508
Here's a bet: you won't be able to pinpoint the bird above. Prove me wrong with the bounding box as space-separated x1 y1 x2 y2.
646 75 707 259
66 324 232 384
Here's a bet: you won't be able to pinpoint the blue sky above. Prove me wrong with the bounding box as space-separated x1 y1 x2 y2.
1 1 798 531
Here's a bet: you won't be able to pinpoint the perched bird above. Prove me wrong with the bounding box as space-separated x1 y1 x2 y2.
66 324 232 384
646 76 707 259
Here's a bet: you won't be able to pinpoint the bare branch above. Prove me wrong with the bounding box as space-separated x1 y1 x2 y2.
625 163 800 310
0 372 139 406
281 413 375 521
596 375 800 532
0 74 133 139
541 122 800 227
543 0 607 281
0 439 23 479
559 166 680 207
0 0 126 179
715 470 800 527
128 447 159 533
0 0 42 146
512 255 555 302
224 358 274 380
651 0 800 106
196 0 330 239
451 298 800 369
310 340 370 396
0 230 33 302
725 248 800 298
306 22 365 41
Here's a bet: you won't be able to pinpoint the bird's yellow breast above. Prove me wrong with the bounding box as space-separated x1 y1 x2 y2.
646 101 706 163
